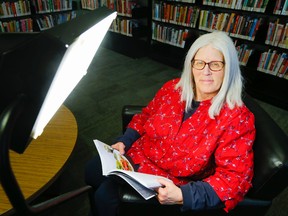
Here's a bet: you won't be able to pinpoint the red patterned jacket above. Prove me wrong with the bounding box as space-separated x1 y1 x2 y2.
126 79 255 212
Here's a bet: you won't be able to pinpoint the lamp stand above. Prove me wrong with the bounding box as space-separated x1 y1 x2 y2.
0 95 30 215
0 95 92 215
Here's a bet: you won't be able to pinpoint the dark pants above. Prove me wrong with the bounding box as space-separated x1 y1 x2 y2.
85 155 121 216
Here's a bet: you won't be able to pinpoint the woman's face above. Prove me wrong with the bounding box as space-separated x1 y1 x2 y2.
192 45 225 101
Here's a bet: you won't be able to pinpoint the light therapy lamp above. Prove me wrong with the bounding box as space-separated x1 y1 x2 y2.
0 7 116 215
32 9 117 140
0 7 117 153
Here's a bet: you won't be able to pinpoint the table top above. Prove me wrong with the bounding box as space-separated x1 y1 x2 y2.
0 105 78 215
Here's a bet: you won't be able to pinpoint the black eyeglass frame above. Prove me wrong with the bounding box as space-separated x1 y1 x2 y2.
191 59 225 71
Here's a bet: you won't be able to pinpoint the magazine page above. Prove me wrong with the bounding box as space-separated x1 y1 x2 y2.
109 169 170 189
93 139 134 175
109 172 157 200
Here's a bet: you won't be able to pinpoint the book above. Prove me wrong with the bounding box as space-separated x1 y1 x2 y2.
93 139 172 200
281 0 288 15
274 53 288 74
265 22 275 45
266 50 278 73
225 12 235 33
279 23 288 48
274 0 284 14
273 23 284 46
263 49 273 71
257 51 267 71
276 58 288 77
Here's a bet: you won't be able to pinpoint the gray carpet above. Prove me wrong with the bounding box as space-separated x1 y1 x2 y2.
36 46 288 216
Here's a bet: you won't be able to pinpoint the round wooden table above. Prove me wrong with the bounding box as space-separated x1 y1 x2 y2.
0 105 78 215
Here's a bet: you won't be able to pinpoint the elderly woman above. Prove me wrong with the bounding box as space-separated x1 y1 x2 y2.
85 31 256 216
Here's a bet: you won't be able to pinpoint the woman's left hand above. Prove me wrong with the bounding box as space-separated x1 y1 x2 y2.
155 178 183 205
111 142 126 155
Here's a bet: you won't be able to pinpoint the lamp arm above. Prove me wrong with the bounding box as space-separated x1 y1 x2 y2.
0 94 30 215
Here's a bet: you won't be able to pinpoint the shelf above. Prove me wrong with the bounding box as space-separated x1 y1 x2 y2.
149 41 187 69
242 68 288 110
132 7 148 19
0 0 75 32
149 0 288 110
101 31 149 58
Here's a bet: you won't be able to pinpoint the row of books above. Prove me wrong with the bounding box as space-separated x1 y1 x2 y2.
0 18 33 32
203 0 269 12
235 43 254 66
109 17 135 36
274 0 288 15
81 0 98 9
82 0 138 17
97 0 117 10
35 11 76 30
152 5 263 42
0 1 31 18
81 0 115 10
114 0 138 17
167 0 195 3
152 22 189 48
199 11 262 41
31 0 72 14
153 3 200 28
258 50 288 78
265 21 288 49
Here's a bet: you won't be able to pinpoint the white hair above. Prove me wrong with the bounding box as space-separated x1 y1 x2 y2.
176 31 243 119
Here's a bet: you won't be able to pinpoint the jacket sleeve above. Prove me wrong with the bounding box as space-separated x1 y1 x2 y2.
116 128 140 151
203 107 255 212
180 181 224 211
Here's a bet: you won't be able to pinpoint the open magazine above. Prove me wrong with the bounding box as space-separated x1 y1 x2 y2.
93 139 172 200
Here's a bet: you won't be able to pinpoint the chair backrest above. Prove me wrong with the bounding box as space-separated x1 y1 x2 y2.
122 105 143 134
243 95 288 200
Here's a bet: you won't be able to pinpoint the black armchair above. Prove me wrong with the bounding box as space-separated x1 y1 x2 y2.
118 95 288 216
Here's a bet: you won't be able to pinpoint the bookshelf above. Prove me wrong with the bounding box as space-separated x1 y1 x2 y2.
0 0 33 32
149 0 288 110
81 0 149 58
0 0 76 32
30 0 76 31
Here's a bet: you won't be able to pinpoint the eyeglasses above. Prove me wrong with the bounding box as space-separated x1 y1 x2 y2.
191 59 225 71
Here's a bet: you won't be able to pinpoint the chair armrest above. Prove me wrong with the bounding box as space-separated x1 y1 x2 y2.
119 184 272 208
237 198 271 207
31 185 93 214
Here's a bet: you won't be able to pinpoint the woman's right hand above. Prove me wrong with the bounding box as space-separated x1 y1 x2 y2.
111 142 126 155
